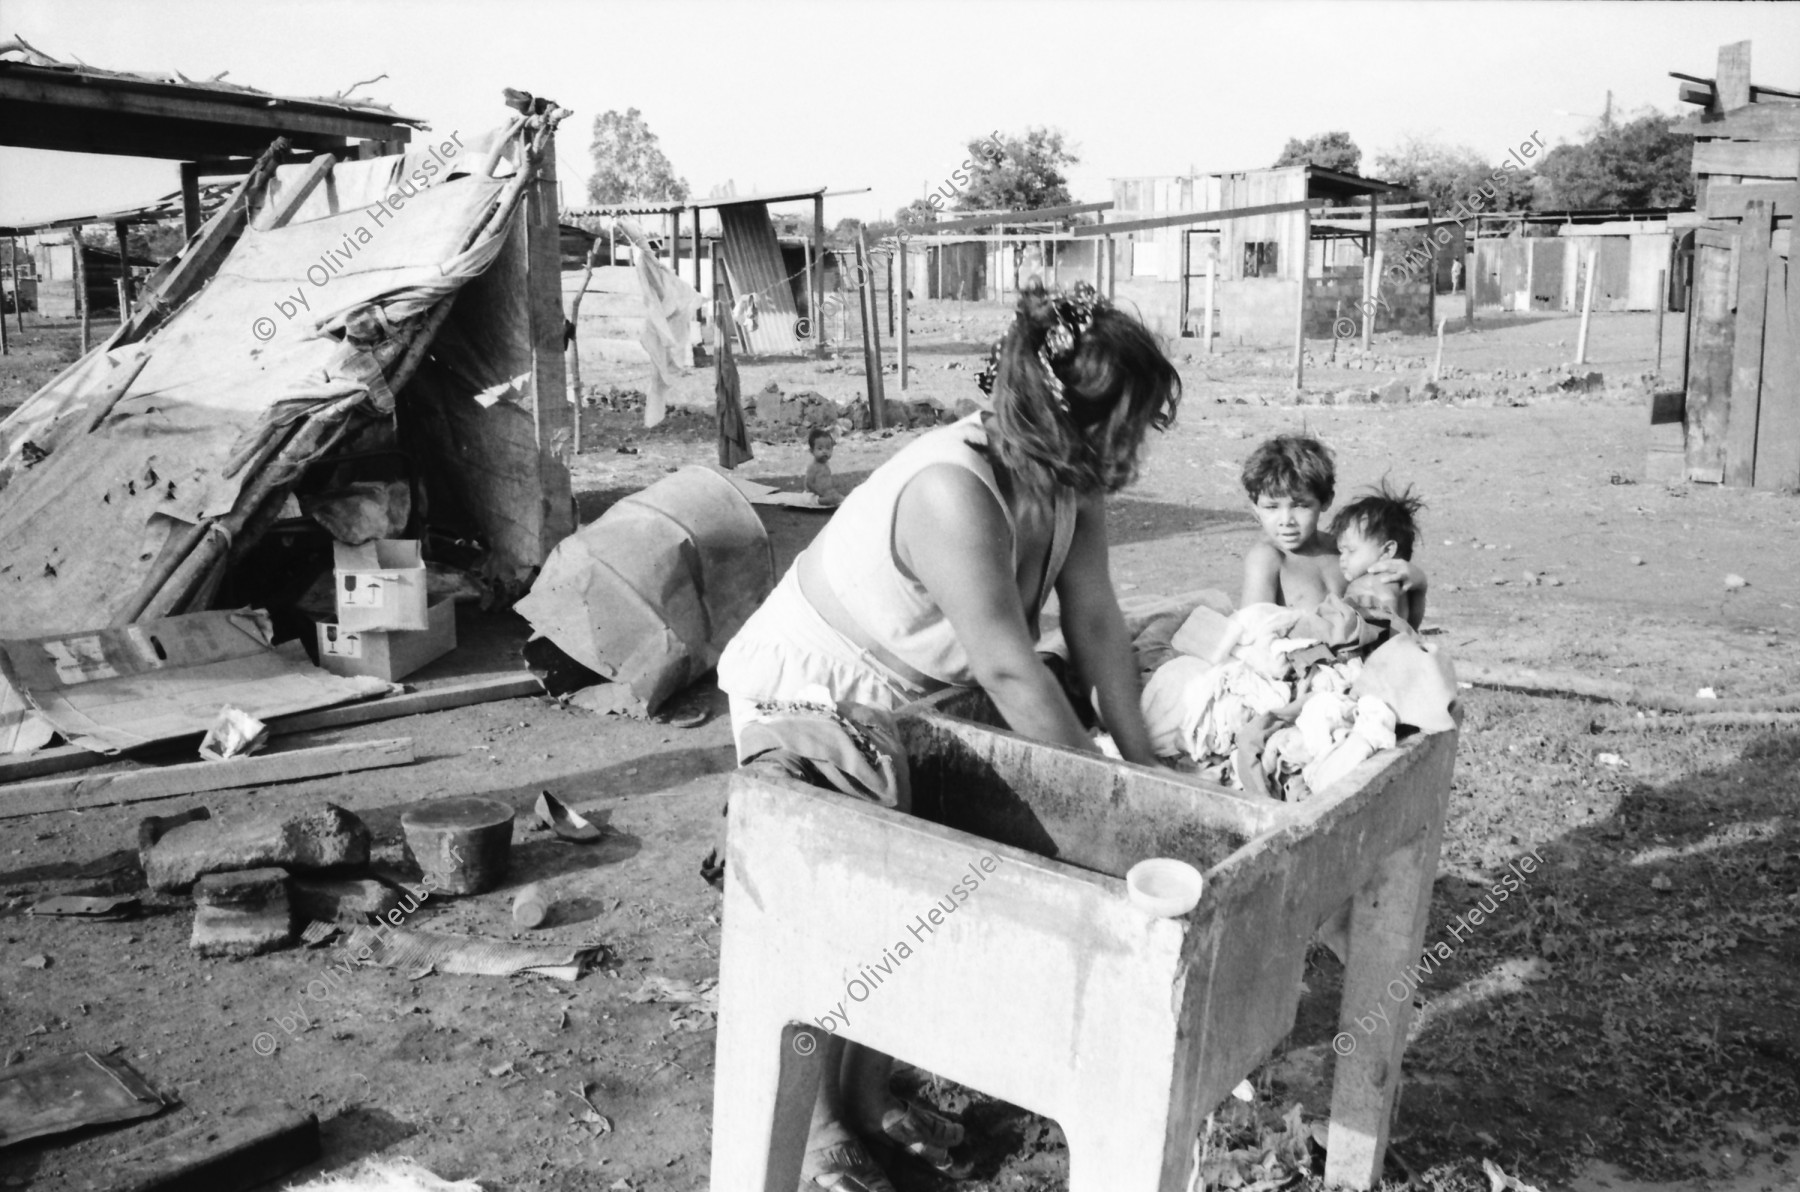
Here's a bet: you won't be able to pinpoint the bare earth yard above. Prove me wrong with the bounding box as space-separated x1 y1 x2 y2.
1 302 1795 1192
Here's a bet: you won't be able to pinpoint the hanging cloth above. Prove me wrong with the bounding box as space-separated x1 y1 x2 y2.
715 300 752 469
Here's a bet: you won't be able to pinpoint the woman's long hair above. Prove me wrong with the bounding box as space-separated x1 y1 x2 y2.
981 282 1180 497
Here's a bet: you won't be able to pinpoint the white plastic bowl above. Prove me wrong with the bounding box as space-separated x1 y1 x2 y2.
1126 858 1205 918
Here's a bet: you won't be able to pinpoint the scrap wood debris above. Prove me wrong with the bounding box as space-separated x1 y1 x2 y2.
345 923 602 982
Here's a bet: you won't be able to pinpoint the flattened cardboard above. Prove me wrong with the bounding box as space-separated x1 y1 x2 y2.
0 1051 165 1147
316 595 456 681
0 609 390 755
333 539 429 631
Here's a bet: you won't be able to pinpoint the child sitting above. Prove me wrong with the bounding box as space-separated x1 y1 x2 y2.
1238 434 1343 613
802 427 841 507
1332 482 1429 630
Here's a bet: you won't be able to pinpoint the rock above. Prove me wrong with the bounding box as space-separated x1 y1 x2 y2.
145 804 370 893
1413 379 1441 401
1557 370 1604 393
191 867 293 958
137 807 211 873
1629 555 1645 566
289 876 402 924
1725 573 1749 591
194 866 289 907
1375 378 1410 404
1522 570 1539 586
1546 576 1563 587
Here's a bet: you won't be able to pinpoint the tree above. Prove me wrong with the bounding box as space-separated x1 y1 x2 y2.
586 108 689 205
893 198 939 231
1535 113 1693 210
1373 134 1536 214
956 127 1076 212
1273 131 1362 174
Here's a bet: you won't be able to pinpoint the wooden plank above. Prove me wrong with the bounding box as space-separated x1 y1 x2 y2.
0 675 540 787
1705 182 1800 221
1686 237 1738 481
272 673 543 733
1718 41 1753 112
524 130 577 557
1692 140 1800 181
1753 246 1800 489
1679 103 1800 139
255 153 336 231
0 738 414 819
112 1107 320 1192
1724 202 1774 485
0 73 411 144
1071 198 1323 238
919 201 1114 235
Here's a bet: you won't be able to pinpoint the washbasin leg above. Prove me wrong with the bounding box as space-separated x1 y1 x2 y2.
1324 826 1444 1188
709 1010 827 1192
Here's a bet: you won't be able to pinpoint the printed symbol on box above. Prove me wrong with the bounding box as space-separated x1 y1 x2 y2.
43 636 118 685
341 575 389 607
321 625 364 659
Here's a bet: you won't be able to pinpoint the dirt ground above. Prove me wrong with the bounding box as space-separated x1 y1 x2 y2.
1 302 1796 1192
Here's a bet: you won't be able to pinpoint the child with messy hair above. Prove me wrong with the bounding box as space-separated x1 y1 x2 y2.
1332 481 1428 630
1236 434 1425 621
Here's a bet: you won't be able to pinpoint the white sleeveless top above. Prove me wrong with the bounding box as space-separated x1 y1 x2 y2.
716 415 1076 713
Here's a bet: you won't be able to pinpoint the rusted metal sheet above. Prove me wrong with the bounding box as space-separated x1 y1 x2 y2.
716 201 802 355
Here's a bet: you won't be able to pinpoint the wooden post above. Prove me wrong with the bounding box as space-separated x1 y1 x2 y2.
1093 213 1104 290
1203 254 1216 355
1724 201 1774 487
0 245 7 354
1362 202 1376 352
670 209 681 278
1293 206 1310 391
114 219 133 321
803 235 817 354
1434 315 1447 381
179 162 203 239
566 241 601 456
855 233 886 428
1466 216 1479 331
886 247 895 336
73 228 90 353
1654 267 1668 374
9 236 22 334
897 238 909 391
812 194 826 356
1178 230 1190 335
692 205 702 295
1575 250 1597 365
1106 236 1116 302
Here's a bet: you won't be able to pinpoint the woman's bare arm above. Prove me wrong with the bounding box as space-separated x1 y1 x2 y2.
1056 493 1159 766
896 465 1095 752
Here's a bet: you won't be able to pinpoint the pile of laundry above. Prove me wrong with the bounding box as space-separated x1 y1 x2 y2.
1138 596 1455 802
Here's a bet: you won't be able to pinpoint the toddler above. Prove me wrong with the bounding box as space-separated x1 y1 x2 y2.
802 427 840 507
1332 482 1428 630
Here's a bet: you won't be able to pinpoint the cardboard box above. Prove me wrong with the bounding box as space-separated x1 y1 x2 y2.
316 596 456 681
333 539 429 631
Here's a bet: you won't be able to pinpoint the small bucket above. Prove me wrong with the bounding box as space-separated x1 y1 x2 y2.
401 797 516 895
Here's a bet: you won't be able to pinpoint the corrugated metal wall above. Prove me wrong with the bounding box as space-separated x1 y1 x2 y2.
716 201 802 354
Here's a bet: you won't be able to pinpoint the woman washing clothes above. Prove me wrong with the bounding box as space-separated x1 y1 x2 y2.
715 281 1181 1191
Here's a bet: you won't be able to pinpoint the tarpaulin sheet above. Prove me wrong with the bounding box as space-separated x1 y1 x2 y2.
0 143 517 638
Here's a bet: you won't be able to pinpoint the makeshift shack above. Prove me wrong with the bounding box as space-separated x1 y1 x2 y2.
0 102 575 639
1658 40 1799 488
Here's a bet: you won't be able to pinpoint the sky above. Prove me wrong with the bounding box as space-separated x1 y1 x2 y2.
3 0 1798 229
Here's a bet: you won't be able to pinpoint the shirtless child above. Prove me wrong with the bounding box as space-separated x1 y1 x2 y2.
1238 434 1343 612
1209 436 1424 663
